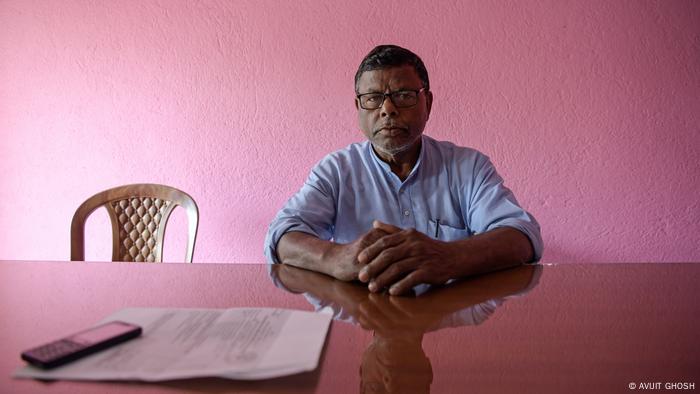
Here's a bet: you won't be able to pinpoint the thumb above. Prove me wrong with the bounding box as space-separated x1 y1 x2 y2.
373 220 402 234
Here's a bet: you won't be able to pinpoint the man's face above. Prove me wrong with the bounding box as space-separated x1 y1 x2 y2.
355 65 432 157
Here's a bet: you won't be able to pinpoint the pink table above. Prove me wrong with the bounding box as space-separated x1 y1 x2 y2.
1 261 698 393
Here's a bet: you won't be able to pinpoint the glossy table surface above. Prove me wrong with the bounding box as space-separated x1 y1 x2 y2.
1 261 698 393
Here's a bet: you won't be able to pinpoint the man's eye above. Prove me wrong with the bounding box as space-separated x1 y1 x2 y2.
365 95 381 102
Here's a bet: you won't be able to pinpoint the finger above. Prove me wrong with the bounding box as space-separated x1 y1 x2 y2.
357 232 407 274
361 227 391 247
368 292 407 321
372 220 402 233
359 239 411 284
388 269 430 296
357 298 387 329
362 244 407 286
358 295 401 329
388 293 421 315
368 257 422 293
329 281 369 310
359 226 425 267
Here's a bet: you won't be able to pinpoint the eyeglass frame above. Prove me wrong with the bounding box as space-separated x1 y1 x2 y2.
356 87 427 110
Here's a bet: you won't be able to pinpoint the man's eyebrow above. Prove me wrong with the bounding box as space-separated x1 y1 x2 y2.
359 87 415 94
358 89 384 95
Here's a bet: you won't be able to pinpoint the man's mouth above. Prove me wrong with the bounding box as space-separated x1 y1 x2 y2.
374 126 407 136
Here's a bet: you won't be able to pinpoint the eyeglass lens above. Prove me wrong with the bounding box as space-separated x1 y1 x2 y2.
360 91 418 109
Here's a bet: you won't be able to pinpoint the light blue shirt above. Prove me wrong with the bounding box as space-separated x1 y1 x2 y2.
264 135 543 263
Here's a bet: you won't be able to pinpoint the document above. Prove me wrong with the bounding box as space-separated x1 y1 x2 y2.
14 307 332 381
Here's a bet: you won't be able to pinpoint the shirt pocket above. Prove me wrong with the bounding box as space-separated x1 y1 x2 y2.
428 220 472 242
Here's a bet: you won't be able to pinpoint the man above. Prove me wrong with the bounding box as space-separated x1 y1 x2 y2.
264 45 542 296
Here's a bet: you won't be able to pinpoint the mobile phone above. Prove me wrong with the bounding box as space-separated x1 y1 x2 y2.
21 320 142 369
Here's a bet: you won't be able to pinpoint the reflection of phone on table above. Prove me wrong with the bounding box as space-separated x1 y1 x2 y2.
21 321 142 369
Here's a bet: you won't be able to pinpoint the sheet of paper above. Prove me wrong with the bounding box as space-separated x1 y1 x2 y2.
14 307 332 381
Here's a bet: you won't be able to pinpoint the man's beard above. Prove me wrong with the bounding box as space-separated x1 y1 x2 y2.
372 133 421 157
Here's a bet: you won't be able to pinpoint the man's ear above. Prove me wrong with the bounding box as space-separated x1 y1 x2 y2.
354 97 360 110
425 90 433 118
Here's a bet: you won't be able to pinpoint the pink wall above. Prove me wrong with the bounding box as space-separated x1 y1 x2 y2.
1 0 698 263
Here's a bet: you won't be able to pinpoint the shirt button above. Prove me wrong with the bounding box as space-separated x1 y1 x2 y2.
403 210 410 216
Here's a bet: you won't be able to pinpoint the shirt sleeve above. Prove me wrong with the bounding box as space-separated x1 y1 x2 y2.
263 159 338 264
467 154 544 262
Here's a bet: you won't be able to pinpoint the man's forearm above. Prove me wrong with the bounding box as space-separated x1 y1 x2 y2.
277 228 392 281
276 232 338 277
450 227 535 278
276 226 534 287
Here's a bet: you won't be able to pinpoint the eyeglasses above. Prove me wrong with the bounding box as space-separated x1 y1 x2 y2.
356 88 426 110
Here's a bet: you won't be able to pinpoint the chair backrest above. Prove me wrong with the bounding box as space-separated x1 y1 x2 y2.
71 184 199 262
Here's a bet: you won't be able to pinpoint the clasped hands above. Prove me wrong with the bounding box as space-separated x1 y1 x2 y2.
336 220 462 296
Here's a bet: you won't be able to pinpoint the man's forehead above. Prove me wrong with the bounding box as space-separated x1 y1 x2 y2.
357 65 422 89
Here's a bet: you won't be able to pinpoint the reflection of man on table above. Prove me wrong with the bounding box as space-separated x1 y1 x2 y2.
271 263 542 394
265 45 543 295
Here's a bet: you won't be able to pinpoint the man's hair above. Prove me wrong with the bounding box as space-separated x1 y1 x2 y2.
354 45 430 93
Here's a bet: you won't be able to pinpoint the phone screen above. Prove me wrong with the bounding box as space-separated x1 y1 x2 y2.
69 322 138 345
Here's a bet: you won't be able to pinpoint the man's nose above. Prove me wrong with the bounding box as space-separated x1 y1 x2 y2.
380 95 398 117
